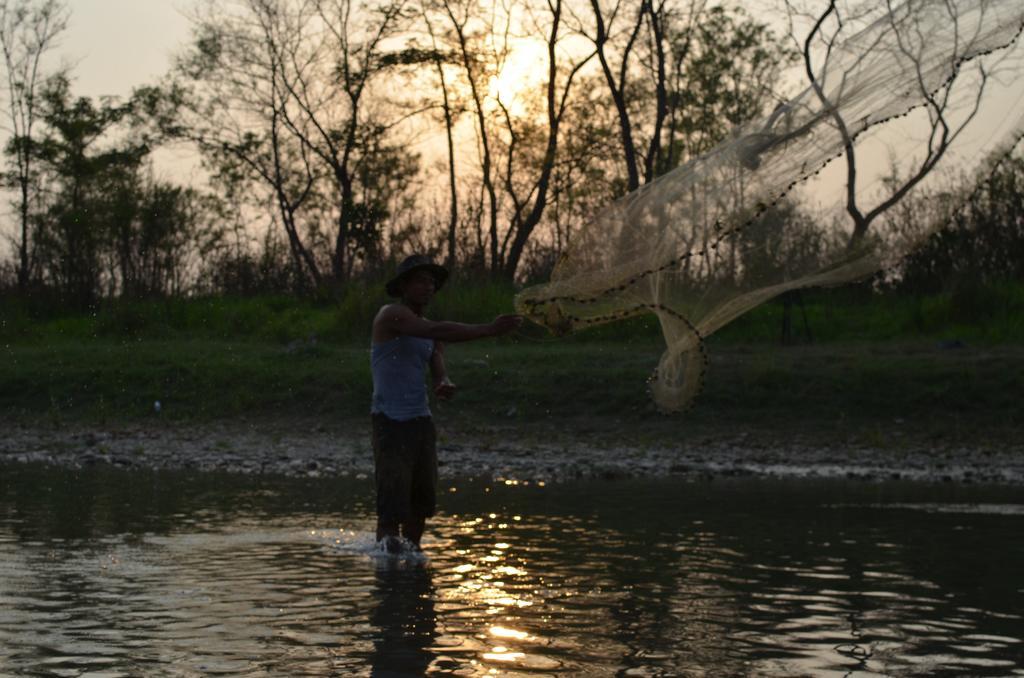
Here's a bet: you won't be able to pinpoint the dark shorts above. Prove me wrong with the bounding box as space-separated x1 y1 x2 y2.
371 413 438 523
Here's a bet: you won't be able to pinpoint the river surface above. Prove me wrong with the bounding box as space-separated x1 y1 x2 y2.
1 463 1022 677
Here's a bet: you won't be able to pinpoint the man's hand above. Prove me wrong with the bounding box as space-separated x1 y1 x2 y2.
489 314 523 337
434 377 456 400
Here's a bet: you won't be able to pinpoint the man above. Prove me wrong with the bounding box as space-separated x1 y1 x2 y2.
370 255 522 553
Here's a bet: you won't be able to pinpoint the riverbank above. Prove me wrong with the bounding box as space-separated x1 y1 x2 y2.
3 413 1023 485
3 338 1022 425
3 337 1022 483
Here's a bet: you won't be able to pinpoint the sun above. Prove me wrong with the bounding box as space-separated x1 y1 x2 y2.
488 39 549 114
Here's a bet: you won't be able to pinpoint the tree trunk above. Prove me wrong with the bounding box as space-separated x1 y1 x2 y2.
438 59 458 271
18 175 30 291
590 0 644 192
643 0 669 183
334 176 355 282
780 289 812 344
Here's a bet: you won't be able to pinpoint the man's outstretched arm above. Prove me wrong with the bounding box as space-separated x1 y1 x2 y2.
375 304 521 343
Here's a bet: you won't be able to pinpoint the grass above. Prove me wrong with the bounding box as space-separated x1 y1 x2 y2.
1 335 1020 448
2 280 1023 345
0 279 521 345
1 280 1021 447
712 282 1024 343
0 337 371 422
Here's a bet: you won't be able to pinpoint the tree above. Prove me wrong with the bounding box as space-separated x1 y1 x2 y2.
571 0 662 191
0 0 67 291
571 1 793 192
432 0 504 274
170 0 423 287
889 153 1024 295
421 5 460 269
784 0 1003 251
728 0 1023 342
431 0 594 280
109 174 207 298
162 0 325 291
29 75 147 306
264 0 422 282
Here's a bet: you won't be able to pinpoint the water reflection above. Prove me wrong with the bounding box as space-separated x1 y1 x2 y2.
370 564 437 676
1 464 1023 676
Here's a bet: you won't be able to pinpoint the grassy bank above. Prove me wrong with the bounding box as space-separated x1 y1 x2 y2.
2 282 1021 446
3 280 1024 344
0 281 520 345
2 336 1020 447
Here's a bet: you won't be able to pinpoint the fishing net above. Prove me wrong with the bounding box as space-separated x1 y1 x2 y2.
515 0 1024 412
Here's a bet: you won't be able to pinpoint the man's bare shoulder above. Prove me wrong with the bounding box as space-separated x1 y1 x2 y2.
373 303 430 342
375 303 412 321
375 302 405 316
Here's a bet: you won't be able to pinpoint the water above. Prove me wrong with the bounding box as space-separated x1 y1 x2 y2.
1 463 1022 676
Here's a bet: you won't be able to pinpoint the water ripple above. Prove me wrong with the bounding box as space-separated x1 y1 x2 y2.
2 467 1023 675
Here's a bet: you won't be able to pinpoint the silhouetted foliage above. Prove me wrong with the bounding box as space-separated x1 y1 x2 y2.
894 155 1024 294
6 75 209 306
0 0 68 291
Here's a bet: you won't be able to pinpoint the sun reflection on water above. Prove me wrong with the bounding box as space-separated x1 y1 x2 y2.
491 626 530 640
441 510 545 671
482 646 526 662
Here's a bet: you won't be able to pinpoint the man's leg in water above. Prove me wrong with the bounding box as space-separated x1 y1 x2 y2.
377 518 400 542
374 494 404 551
372 414 435 551
402 515 426 547
372 414 409 551
405 418 437 549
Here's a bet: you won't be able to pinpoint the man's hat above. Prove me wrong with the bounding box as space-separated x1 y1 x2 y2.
385 255 449 297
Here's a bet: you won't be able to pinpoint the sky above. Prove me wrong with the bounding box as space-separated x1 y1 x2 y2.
4 0 1022 250
55 1 202 188
60 0 191 101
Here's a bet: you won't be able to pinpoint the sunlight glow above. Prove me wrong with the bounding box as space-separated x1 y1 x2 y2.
495 565 526 576
483 647 526 662
489 596 533 607
490 626 529 640
446 516 539 657
488 39 548 115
